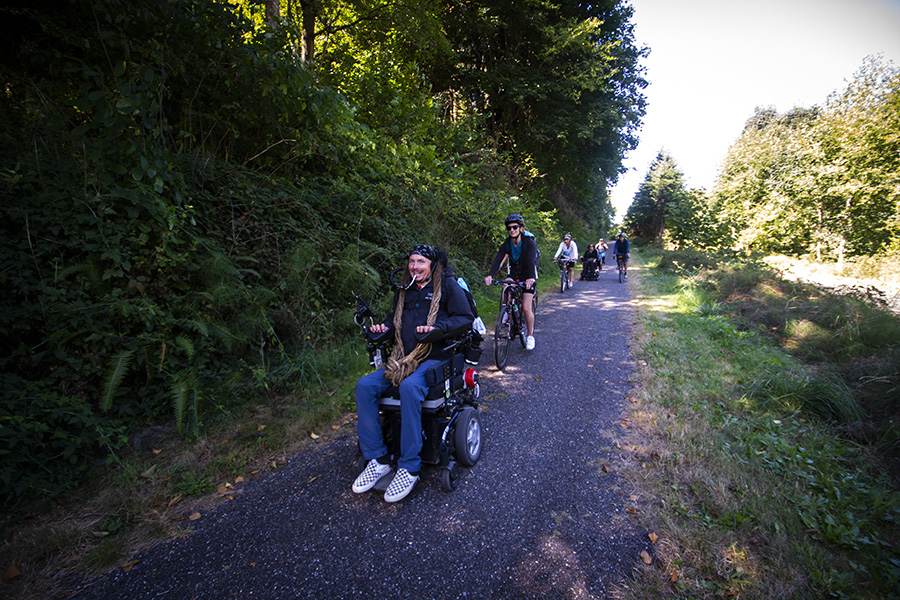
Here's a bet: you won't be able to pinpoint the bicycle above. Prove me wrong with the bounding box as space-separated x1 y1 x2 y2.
557 257 573 293
489 279 530 370
616 254 627 283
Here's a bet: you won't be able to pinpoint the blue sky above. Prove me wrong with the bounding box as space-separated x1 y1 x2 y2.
609 0 900 220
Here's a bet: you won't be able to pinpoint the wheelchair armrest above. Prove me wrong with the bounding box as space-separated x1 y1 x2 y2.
415 328 447 344
365 328 393 344
415 321 471 346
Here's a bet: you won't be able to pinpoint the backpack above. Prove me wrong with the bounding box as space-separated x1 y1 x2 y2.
456 277 485 364
524 230 541 266
455 277 479 319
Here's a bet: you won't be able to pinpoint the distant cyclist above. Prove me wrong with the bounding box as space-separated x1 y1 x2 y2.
484 214 537 350
612 232 630 279
596 238 609 268
553 234 579 287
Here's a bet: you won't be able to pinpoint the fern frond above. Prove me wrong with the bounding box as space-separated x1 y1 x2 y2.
170 368 201 437
174 335 195 358
100 349 134 412
169 370 188 434
208 323 240 351
177 318 209 337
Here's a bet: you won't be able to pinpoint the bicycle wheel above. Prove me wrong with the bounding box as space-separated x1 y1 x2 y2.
493 305 511 370
560 271 565 293
618 263 624 283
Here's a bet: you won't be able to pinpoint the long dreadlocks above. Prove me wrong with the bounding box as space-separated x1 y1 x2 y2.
383 247 443 386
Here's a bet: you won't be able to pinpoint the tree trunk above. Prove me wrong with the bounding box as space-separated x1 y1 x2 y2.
266 0 280 25
816 202 823 261
299 0 320 62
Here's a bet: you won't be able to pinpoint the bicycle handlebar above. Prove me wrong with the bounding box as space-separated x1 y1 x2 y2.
488 279 527 287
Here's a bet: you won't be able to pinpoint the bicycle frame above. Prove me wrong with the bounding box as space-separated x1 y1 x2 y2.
557 258 572 292
616 254 627 283
490 279 528 370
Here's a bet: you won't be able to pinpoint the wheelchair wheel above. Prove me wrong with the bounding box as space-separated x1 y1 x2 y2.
455 407 482 466
441 462 460 491
493 306 511 370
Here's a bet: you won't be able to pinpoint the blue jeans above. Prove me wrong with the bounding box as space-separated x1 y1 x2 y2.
354 359 443 473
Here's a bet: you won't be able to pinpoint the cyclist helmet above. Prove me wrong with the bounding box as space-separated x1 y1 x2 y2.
564 233 572 240
617 232 626 238
504 213 525 228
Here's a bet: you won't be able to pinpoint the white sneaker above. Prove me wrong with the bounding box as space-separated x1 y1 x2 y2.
526 335 535 351
384 468 419 502
352 459 391 493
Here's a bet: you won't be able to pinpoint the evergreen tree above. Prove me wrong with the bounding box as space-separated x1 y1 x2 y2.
624 151 689 244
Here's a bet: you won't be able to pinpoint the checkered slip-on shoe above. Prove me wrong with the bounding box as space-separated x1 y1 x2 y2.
384 468 419 503
352 459 392 493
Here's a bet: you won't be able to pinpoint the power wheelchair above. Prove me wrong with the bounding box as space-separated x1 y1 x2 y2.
352 273 485 492
580 257 600 281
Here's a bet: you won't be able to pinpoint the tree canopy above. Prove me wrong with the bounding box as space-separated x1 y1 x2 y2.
624 56 899 261
711 56 900 260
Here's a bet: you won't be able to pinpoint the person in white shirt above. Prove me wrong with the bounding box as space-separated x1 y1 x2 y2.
596 238 609 267
553 234 579 287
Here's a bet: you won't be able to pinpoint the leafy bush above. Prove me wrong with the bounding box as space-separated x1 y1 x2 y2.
0 0 547 510
0 378 128 510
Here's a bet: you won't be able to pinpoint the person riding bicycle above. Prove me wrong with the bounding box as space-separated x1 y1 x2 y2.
612 232 630 278
596 238 609 267
353 244 474 502
580 243 599 280
484 214 537 351
553 234 579 287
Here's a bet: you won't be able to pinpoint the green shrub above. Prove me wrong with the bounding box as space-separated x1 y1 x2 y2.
0 378 128 510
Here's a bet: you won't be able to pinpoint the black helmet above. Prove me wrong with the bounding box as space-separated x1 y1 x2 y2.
504 213 525 228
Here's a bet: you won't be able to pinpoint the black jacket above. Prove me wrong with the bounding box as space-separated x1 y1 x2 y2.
381 276 474 361
488 235 537 282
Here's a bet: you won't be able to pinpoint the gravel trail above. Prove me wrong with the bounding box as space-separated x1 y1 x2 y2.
69 267 646 600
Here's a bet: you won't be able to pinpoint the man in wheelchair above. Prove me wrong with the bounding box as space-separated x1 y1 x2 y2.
580 243 600 281
352 245 476 502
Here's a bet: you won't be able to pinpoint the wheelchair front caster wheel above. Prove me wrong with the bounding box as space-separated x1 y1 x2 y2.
441 462 460 491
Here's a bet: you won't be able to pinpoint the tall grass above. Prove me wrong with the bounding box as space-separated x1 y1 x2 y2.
619 250 900 600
